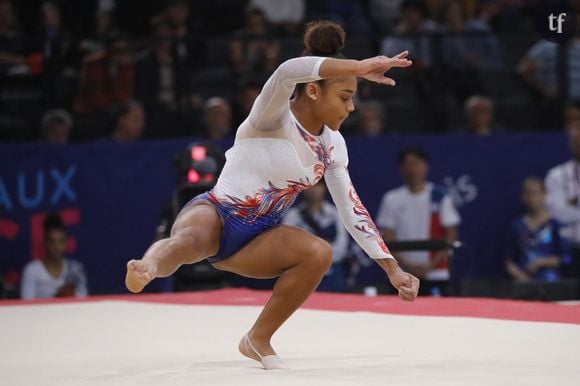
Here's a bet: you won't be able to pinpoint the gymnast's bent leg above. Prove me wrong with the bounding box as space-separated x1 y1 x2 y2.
125 202 222 293
212 225 333 369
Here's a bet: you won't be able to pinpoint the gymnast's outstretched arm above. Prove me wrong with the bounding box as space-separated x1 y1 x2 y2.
247 52 412 131
325 133 419 301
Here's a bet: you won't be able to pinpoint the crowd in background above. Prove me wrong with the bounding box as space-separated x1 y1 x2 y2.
0 0 579 143
2 0 580 299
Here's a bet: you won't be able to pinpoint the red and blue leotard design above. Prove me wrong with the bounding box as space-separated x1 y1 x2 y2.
188 56 394 263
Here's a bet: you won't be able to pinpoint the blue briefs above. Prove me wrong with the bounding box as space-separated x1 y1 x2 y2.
184 191 282 263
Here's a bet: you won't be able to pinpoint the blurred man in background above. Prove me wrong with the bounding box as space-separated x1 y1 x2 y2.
546 101 580 282
517 32 580 130
376 148 460 295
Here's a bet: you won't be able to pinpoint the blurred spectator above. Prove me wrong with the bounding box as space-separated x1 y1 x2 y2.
232 80 261 128
0 0 27 75
380 0 447 132
545 111 580 280
467 0 501 28
380 0 439 68
282 180 350 292
517 32 580 130
306 0 370 35
564 99 580 129
20 213 88 299
443 1 502 67
202 97 232 141
35 2 70 61
466 0 537 33
461 95 503 135
79 11 117 56
40 108 72 143
32 1 78 103
440 0 502 103
376 148 460 295
229 8 280 78
505 177 564 282
163 0 189 38
367 0 404 35
135 19 193 114
425 0 446 21
250 0 305 35
111 100 145 143
74 32 134 115
159 0 206 68
356 100 386 136
488 0 538 33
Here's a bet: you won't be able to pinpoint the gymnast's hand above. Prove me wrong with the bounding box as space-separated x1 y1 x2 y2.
387 268 420 302
356 51 412 86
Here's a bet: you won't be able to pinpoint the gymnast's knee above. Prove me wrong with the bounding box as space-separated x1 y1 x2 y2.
169 227 211 263
305 239 333 273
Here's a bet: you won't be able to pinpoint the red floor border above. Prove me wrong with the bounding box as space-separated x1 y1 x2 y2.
2 288 579 325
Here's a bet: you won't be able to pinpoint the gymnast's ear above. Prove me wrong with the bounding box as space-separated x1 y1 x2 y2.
305 82 321 101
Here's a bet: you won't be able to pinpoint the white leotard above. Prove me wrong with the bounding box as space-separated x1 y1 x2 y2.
212 56 394 260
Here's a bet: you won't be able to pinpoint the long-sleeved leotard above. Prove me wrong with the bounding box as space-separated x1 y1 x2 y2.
211 56 394 260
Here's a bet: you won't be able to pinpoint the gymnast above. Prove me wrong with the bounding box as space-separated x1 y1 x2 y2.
126 20 420 370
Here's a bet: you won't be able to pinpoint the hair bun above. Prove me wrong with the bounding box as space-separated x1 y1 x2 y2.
303 20 345 57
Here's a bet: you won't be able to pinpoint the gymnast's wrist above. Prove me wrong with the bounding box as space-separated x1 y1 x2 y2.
376 257 401 275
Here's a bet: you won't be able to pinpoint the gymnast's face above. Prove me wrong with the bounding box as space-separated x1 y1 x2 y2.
308 77 357 131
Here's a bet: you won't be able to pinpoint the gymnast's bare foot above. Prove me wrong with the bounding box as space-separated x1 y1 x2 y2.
125 260 156 293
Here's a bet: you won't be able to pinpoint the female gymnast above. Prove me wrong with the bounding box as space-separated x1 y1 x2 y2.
126 20 420 370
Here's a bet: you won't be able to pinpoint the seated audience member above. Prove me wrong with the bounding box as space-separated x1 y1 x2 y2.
111 100 145 143
0 0 27 76
202 97 233 141
440 1 502 102
505 177 564 282
135 19 192 114
461 95 503 136
40 108 73 143
545 115 580 279
380 0 439 68
249 0 305 35
32 1 78 102
232 80 261 128
229 7 280 78
517 32 580 129
75 33 134 115
366 0 405 35
376 148 461 295
563 99 580 130
21 213 88 299
357 101 387 136
161 0 204 67
282 180 350 292
79 10 117 56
